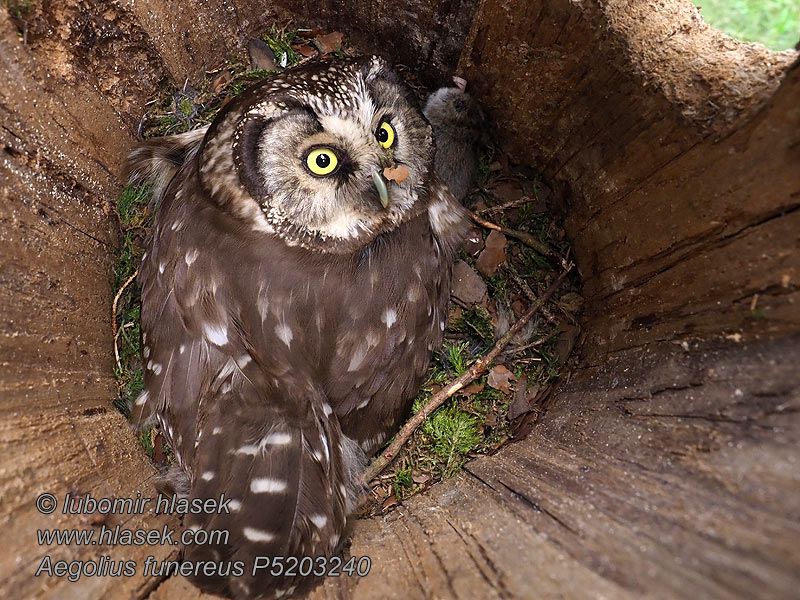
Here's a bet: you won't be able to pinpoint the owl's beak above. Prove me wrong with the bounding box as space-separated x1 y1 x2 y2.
372 171 390 209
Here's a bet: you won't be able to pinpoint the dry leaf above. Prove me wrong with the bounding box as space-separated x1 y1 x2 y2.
383 164 410 183
411 472 431 485
476 230 507 277
292 43 317 58
458 383 485 397
487 364 515 395
211 71 232 93
313 31 344 55
381 493 398 511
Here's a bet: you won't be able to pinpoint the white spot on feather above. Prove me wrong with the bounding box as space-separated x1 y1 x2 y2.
243 527 275 542
134 391 148 406
200 471 215 481
275 323 293 347
382 308 397 328
227 499 241 512
347 344 367 372
203 323 228 346
185 248 199 266
250 478 287 493
310 514 328 529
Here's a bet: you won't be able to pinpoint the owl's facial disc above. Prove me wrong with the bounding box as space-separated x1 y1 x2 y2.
219 56 434 251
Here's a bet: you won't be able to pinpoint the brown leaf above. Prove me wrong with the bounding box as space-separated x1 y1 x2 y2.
382 493 398 511
458 383 485 397
490 180 524 203
487 364 515 395
508 373 535 420
475 230 507 277
451 260 487 306
292 43 317 58
383 164 410 183
313 31 345 55
411 472 431 485
211 71 232 93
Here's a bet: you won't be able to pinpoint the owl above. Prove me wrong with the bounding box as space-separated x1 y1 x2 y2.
126 56 469 599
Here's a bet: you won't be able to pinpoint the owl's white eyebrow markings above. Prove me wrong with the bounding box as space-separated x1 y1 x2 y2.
242 527 276 542
274 323 293 347
202 323 229 346
250 478 287 493
310 514 327 529
200 471 215 481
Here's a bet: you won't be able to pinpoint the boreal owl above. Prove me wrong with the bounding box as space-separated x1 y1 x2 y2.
127 56 472 599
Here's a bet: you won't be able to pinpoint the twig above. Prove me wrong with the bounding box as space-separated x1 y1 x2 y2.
504 264 558 324
112 270 138 371
362 265 573 484
468 210 553 257
478 196 533 216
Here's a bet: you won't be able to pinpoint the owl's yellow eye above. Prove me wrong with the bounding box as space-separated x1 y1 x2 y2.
305 148 339 176
376 122 395 149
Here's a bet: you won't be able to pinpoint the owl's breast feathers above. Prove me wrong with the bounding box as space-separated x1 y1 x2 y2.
134 166 466 596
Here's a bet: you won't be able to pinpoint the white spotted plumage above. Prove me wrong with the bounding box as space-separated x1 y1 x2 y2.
127 55 472 600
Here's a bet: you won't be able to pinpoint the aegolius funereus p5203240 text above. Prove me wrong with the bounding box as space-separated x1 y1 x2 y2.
127 56 472 598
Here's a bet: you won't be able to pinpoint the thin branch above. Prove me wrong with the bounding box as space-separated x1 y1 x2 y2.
468 210 553 257
478 196 533 216
112 270 138 371
362 265 573 484
504 264 558 324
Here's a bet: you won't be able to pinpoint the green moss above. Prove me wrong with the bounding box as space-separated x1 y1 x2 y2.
393 468 414 499
444 340 470 376
419 402 483 477
453 307 494 346
262 26 301 67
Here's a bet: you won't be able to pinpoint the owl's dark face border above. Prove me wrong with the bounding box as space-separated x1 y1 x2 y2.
197 56 435 253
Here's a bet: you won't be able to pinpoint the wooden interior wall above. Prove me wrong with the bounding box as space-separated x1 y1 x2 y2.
0 0 798 598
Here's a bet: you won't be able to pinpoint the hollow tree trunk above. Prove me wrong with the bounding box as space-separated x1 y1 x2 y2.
1 1 797 599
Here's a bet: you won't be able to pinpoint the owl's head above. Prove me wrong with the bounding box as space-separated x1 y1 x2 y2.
198 56 435 252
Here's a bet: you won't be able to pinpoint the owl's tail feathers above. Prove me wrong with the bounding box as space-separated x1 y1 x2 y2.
124 126 208 206
182 398 366 599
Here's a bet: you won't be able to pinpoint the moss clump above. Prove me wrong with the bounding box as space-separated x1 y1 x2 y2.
262 26 301 67
112 184 151 418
